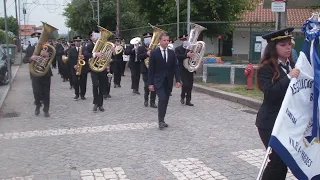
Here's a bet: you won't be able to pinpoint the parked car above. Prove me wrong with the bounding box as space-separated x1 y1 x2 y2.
0 47 9 85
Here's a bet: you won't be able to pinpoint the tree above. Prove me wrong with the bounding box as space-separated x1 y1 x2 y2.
63 0 146 40
0 16 19 36
48 30 59 40
134 0 260 39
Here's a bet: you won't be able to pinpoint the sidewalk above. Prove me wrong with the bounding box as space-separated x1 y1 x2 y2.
0 51 23 109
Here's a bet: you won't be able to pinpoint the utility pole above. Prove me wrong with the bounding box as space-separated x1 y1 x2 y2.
97 0 100 26
23 3 26 43
14 0 21 52
176 0 179 38
3 0 12 87
116 0 120 37
279 0 287 29
187 0 190 34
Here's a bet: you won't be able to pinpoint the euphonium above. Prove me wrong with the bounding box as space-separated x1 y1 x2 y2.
183 23 207 72
145 24 167 68
29 22 58 77
75 46 85 76
89 26 115 72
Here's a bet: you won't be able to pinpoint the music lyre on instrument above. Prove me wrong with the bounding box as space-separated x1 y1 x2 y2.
89 26 115 72
29 22 58 77
183 23 207 72
145 23 167 68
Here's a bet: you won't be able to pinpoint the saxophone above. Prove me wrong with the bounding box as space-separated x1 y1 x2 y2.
89 26 115 72
183 23 207 72
145 24 167 68
29 22 58 77
75 46 85 76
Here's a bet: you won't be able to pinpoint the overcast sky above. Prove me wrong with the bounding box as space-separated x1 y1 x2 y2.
1 0 71 34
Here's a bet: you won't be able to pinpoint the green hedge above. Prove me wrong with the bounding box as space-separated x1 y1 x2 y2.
0 30 14 44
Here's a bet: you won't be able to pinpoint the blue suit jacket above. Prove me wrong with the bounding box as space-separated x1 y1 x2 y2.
148 47 180 89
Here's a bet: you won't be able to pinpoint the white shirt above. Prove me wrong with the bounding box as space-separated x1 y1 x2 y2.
159 46 168 62
278 59 292 79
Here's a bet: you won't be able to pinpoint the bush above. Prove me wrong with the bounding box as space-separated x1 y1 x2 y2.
0 29 14 44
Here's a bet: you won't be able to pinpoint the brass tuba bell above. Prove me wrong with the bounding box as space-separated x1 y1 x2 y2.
29 22 58 77
183 23 207 72
145 24 167 68
89 26 115 72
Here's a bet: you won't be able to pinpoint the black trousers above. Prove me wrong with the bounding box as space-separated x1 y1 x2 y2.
104 73 112 95
114 73 121 86
181 69 194 102
72 72 87 97
32 76 51 112
258 128 288 180
156 77 170 122
121 61 127 75
130 64 140 91
91 71 107 106
142 73 156 103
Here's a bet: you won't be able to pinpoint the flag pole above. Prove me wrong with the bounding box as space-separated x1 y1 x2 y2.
256 147 272 180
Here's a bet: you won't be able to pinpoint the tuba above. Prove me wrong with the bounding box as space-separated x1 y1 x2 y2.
75 46 85 75
183 23 207 72
29 22 58 77
89 26 115 72
145 24 167 68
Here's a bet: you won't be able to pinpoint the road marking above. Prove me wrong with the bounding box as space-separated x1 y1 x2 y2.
231 149 297 180
1 175 34 180
0 122 157 140
161 158 228 180
80 167 129 180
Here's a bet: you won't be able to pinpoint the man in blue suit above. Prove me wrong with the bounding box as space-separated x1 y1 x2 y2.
148 33 181 129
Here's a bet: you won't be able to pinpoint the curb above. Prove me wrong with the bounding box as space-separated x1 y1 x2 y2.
193 83 262 110
0 65 21 109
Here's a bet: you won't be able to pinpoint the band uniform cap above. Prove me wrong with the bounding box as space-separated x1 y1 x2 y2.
31 32 41 37
73 36 83 41
262 27 294 43
179 34 188 40
114 37 121 41
143 32 153 38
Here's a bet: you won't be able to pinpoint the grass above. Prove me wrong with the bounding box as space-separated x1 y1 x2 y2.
195 81 264 100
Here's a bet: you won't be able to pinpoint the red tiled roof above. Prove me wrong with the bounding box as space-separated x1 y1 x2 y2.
241 3 317 27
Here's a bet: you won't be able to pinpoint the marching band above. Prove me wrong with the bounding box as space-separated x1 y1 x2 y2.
27 22 204 129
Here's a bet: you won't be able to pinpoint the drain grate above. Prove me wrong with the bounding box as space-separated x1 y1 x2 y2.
241 109 257 115
1 112 20 118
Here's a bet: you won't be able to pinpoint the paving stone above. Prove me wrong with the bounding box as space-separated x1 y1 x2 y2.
0 64 266 179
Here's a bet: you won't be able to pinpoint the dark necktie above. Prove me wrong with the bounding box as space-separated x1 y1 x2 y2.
163 49 166 62
280 62 290 74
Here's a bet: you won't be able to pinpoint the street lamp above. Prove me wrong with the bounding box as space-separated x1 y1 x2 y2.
175 0 179 38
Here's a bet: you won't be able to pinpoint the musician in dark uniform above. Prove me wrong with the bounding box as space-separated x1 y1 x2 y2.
85 30 108 111
175 34 195 106
111 37 123 88
148 33 181 129
104 65 112 99
66 41 75 89
138 32 157 108
256 28 299 180
29 32 53 117
121 38 127 76
124 41 140 94
55 38 66 81
68 36 88 100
